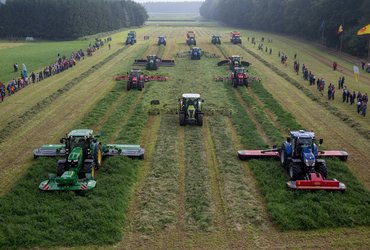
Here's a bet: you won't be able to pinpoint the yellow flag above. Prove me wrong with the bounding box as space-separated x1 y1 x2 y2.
357 24 370 35
337 24 343 35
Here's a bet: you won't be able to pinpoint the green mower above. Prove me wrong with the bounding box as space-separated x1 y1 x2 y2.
35 129 144 191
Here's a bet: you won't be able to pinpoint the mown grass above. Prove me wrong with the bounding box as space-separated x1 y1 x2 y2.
0 69 149 247
184 126 213 231
208 116 264 228
132 115 179 233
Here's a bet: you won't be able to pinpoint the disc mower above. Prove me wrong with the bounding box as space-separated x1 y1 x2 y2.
211 35 221 45
158 36 167 46
230 67 250 87
186 31 196 46
178 93 204 126
238 130 348 192
218 55 250 70
134 55 175 70
34 129 144 191
230 31 242 44
125 31 137 45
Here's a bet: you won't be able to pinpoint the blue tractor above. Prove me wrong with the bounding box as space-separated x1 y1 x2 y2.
238 130 347 192
125 31 137 45
190 47 202 60
158 36 167 46
211 35 221 45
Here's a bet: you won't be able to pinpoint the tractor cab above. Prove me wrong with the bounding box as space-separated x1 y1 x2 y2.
288 131 320 167
231 55 241 66
158 36 167 46
179 93 204 126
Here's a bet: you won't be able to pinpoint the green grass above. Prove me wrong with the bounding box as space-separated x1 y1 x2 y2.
0 39 95 83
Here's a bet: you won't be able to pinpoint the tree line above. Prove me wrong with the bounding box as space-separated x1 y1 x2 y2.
0 0 148 39
200 0 370 58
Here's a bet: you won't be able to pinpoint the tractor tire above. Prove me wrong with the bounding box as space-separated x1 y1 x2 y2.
232 79 238 88
179 113 186 126
84 162 95 180
289 163 302 181
127 82 131 91
94 144 102 170
280 146 289 168
197 113 203 126
56 160 66 177
318 163 328 179
194 41 197 46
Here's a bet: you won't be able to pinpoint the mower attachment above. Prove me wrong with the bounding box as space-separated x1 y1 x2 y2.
33 144 65 158
287 173 346 192
133 59 148 66
102 144 144 158
160 59 176 67
318 150 348 161
39 173 96 191
217 60 229 66
114 75 169 82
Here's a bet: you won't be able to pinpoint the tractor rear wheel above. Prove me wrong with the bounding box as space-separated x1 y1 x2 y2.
127 81 131 91
94 144 102 170
84 162 95 179
197 113 203 126
318 163 328 179
179 113 186 126
232 79 238 88
289 163 302 181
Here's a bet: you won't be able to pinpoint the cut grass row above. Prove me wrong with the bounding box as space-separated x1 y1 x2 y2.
184 125 214 231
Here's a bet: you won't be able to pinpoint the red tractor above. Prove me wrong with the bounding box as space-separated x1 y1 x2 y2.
126 69 145 91
230 67 249 87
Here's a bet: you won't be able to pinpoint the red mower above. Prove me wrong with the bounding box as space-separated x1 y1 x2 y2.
238 130 348 192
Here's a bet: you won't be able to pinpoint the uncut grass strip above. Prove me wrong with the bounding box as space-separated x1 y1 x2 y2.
238 44 370 141
249 82 303 133
132 115 179 233
176 126 186 232
237 89 284 144
207 116 264 228
184 125 214 231
0 45 132 143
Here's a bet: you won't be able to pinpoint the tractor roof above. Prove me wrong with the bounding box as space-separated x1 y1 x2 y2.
182 93 200 99
68 129 93 137
290 130 315 139
192 47 201 50
232 55 240 58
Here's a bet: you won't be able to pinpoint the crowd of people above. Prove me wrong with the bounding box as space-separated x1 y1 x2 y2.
0 37 111 103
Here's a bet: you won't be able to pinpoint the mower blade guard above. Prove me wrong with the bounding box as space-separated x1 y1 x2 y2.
217 60 229 66
114 76 129 81
102 144 145 158
287 173 346 192
160 60 175 66
238 149 279 160
39 176 96 191
318 150 348 161
133 59 147 66
33 144 65 158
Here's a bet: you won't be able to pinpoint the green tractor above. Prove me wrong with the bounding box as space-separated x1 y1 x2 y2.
178 93 204 126
134 55 175 70
34 129 144 191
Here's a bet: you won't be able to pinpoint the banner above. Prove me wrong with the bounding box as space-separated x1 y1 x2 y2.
353 66 360 82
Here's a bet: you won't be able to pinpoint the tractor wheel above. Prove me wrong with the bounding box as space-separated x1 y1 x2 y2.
94 144 102 170
197 113 203 126
84 163 95 180
280 146 288 168
56 160 66 176
179 113 186 126
289 163 302 181
127 82 131 91
318 163 328 179
232 79 238 88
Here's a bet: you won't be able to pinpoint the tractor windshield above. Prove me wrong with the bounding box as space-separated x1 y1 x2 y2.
235 68 244 74
297 138 313 148
69 136 86 149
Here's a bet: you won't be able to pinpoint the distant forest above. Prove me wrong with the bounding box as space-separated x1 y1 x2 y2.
143 1 202 13
0 0 148 39
201 0 370 58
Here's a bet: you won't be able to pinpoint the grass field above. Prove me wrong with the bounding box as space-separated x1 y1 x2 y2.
0 23 369 249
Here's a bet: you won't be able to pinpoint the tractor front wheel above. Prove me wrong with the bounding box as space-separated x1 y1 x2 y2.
56 160 66 176
232 79 238 88
127 81 131 91
179 113 186 126
318 163 328 179
84 163 95 179
289 163 302 181
280 146 288 168
94 144 102 170
197 113 203 126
